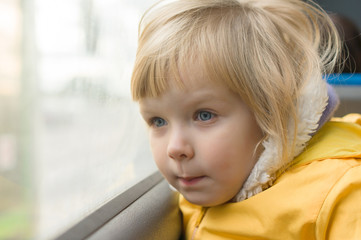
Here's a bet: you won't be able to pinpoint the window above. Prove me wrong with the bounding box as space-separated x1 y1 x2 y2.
0 0 158 239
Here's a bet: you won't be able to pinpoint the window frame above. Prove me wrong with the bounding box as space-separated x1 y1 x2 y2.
54 171 165 240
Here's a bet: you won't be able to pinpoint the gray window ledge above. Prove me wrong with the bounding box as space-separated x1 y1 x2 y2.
55 171 182 240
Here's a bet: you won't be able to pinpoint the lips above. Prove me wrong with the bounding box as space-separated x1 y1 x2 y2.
178 176 205 186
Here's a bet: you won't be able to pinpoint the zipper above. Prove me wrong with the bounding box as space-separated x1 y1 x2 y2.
191 207 208 240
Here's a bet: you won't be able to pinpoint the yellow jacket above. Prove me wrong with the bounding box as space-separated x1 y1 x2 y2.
180 114 361 240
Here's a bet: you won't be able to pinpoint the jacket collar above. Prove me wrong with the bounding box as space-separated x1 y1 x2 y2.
292 114 361 168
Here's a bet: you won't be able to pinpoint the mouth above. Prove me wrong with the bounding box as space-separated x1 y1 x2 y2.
178 176 205 186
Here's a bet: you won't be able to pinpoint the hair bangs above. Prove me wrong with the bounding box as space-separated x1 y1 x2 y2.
131 0 248 101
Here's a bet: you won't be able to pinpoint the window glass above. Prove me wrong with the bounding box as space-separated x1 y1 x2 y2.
0 1 30 239
0 0 157 239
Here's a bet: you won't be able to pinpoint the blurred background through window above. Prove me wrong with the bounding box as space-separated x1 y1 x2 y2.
0 0 157 239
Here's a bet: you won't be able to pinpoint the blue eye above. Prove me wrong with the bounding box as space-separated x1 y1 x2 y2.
151 117 167 127
197 111 213 121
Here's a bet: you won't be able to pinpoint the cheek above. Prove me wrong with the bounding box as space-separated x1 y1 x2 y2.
202 131 257 179
203 139 239 174
149 137 168 170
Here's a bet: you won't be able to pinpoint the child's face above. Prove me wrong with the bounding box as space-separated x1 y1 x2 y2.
139 68 263 206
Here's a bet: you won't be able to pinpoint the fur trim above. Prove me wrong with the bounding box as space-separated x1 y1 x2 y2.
234 76 328 201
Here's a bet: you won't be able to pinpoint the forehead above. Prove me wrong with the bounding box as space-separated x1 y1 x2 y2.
139 68 240 112
161 61 224 96
176 63 211 88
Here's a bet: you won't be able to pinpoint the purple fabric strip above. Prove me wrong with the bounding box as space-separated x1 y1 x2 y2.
315 83 340 132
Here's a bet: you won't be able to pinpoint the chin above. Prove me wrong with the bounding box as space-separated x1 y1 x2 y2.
183 194 230 207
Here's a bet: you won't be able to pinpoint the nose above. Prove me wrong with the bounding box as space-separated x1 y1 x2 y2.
167 128 194 161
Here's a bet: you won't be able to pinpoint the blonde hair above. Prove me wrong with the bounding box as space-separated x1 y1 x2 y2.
131 0 340 164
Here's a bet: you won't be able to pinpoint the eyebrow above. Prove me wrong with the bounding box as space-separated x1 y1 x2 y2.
184 89 232 106
139 90 229 114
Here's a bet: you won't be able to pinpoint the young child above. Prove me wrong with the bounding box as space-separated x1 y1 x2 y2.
131 0 361 239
